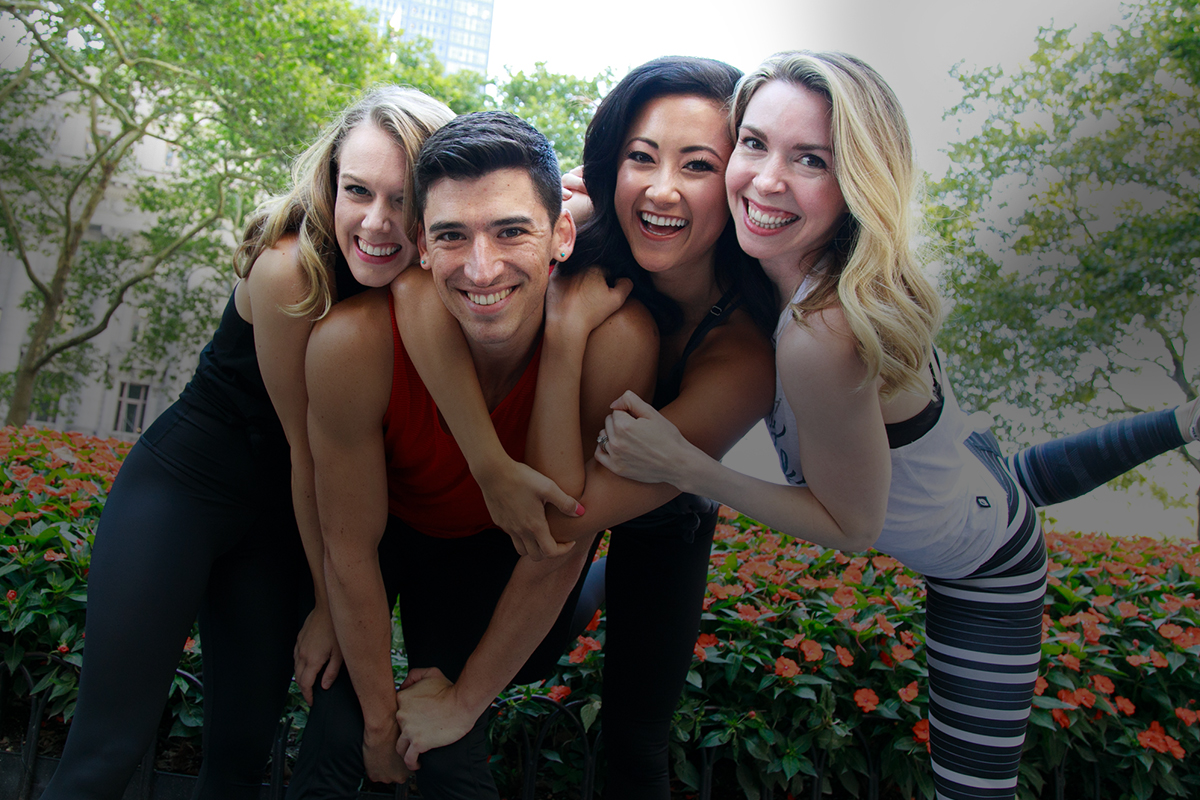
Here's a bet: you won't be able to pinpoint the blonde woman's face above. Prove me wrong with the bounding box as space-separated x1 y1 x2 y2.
613 94 732 278
726 80 848 284
334 123 417 287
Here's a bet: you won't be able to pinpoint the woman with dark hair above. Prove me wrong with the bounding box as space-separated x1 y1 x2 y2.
594 50 1200 800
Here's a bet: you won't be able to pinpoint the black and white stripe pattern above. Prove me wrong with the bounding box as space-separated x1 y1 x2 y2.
922 432 1048 799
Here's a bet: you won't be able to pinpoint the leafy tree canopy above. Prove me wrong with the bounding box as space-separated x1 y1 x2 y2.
931 0 1199 522
0 0 486 426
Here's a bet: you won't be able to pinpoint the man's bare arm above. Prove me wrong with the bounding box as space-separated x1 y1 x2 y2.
394 301 658 766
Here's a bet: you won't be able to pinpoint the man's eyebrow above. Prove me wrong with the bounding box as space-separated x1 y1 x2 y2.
490 215 536 228
427 220 464 234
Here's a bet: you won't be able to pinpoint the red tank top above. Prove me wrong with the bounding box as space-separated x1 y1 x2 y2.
383 299 542 538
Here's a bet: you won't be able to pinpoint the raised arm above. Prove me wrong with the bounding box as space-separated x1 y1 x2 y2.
305 289 409 784
393 297 658 767
390 267 580 560
241 237 341 703
599 309 891 552
541 308 777 543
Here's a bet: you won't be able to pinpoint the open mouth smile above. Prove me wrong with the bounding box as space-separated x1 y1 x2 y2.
744 200 799 232
465 287 515 306
639 211 689 237
355 237 401 258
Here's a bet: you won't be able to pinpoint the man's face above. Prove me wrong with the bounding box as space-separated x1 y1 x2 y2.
419 168 574 354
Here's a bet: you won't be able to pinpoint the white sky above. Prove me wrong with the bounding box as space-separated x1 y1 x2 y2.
488 0 1200 541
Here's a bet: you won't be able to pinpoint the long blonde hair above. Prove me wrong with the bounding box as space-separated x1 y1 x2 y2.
732 51 941 399
234 86 454 319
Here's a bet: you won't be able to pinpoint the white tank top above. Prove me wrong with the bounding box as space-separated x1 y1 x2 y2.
766 276 1009 579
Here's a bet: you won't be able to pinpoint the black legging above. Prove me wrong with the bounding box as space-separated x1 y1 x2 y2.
287 516 599 800
600 507 718 800
41 401 306 800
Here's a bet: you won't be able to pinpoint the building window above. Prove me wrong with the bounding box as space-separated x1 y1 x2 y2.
114 382 150 434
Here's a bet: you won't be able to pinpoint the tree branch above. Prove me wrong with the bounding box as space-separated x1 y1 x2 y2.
35 181 228 369
0 46 36 107
0 182 50 298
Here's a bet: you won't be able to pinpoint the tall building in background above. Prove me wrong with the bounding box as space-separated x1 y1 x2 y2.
350 0 493 74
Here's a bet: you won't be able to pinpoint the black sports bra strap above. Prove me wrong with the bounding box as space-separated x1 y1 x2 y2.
657 287 741 408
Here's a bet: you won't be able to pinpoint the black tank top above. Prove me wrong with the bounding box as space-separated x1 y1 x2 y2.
613 288 741 538
177 257 366 458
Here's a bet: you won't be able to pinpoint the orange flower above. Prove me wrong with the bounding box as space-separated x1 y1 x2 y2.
696 633 718 649
874 613 896 637
735 603 762 622
891 644 914 663
1056 689 1078 708
1051 708 1071 728
1073 688 1096 709
898 681 918 703
833 607 856 623
1126 654 1150 668
1150 650 1168 668
911 719 930 752
1092 595 1115 608
568 636 602 664
693 643 707 662
1115 696 1136 715
43 550 67 562
1137 721 1185 759
774 656 800 678
1091 675 1114 695
1158 623 1183 639
1117 601 1139 618
899 630 917 646
707 582 744 600
584 610 601 632
799 640 823 662
1058 654 1080 672
835 645 854 667
183 637 196 653
854 688 879 712
10 465 32 482
1034 676 1048 696
1175 707 1197 726
831 586 857 608
547 685 571 703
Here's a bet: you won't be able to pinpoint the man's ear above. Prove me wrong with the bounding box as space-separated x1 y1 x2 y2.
416 226 431 271
552 208 577 263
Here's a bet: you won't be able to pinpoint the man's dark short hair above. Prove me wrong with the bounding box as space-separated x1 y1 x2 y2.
414 111 562 223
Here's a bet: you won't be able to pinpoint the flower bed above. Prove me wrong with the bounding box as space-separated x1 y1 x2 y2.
1 426 1198 799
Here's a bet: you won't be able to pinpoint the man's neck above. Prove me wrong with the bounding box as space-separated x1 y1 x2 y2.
468 325 543 412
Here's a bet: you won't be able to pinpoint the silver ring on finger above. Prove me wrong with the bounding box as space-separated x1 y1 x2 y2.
597 431 609 453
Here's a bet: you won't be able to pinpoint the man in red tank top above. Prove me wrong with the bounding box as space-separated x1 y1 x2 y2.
291 113 657 799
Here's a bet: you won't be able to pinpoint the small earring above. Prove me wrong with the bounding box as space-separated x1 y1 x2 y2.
559 252 567 259
420 258 426 265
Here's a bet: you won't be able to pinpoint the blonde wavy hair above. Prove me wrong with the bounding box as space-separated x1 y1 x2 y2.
732 51 941 399
234 86 455 319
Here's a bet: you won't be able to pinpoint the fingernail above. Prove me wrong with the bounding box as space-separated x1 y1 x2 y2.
575 503 585 516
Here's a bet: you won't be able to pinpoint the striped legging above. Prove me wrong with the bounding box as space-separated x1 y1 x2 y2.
923 408 1184 799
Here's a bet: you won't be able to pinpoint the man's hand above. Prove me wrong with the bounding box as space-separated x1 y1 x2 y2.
394 667 480 771
363 720 412 784
293 604 343 704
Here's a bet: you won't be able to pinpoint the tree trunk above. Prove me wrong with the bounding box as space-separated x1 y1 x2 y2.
4 290 63 428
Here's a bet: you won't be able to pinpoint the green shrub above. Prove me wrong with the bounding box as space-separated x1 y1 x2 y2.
3 427 1198 799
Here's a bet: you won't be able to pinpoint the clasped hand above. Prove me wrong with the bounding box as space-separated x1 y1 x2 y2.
594 390 697 488
393 667 478 771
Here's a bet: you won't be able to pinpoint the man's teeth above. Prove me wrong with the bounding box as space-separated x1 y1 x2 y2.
467 287 515 306
358 239 400 257
746 204 798 229
640 212 687 228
